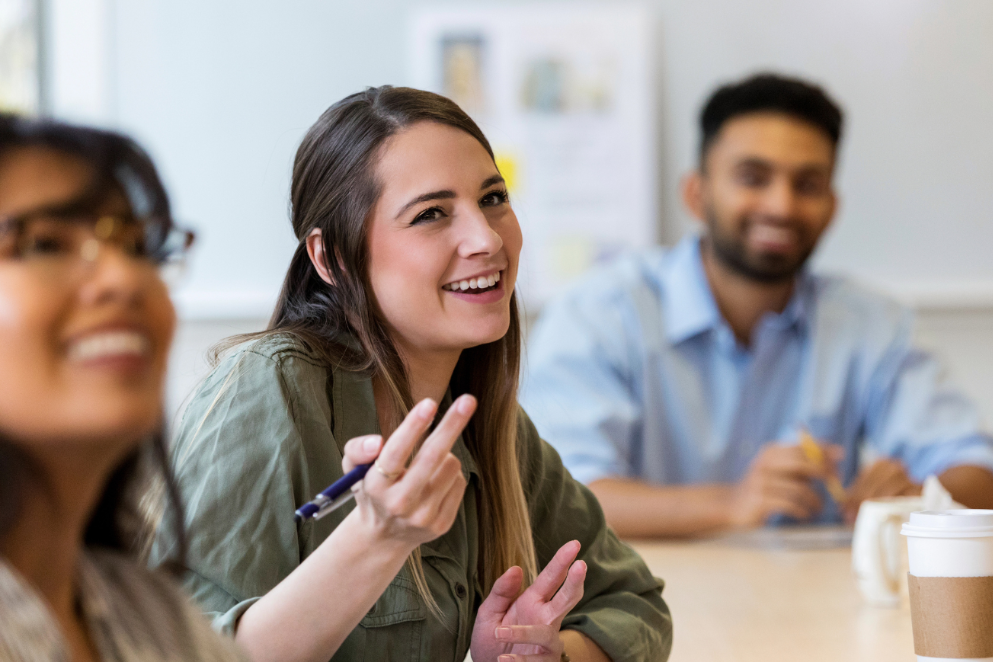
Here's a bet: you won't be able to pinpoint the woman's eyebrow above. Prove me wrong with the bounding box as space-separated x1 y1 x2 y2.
395 190 455 219
394 174 506 219
480 174 505 189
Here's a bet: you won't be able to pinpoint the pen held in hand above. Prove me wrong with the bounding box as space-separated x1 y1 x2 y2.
798 429 848 504
294 462 373 523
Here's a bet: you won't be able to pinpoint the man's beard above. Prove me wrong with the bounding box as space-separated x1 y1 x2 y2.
705 210 814 284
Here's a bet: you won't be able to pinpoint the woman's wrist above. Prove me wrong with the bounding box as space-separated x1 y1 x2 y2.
339 508 417 560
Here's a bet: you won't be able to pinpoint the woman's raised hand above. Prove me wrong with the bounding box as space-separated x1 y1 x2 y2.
470 540 587 662
341 395 474 548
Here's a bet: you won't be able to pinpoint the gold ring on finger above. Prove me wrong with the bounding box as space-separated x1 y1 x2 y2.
374 459 403 481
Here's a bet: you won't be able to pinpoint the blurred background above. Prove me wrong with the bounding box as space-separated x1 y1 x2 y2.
4 0 993 425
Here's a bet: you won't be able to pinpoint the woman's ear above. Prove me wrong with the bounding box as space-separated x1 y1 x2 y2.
306 229 335 285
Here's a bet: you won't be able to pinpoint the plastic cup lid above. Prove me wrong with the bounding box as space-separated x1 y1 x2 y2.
901 509 993 538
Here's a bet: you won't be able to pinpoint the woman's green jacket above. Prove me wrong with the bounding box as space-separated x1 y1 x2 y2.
150 334 673 662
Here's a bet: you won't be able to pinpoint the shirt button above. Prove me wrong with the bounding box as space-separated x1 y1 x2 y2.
455 583 467 599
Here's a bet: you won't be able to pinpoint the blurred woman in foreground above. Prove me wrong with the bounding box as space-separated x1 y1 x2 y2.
0 115 244 661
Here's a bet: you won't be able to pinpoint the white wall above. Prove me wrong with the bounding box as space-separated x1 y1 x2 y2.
47 0 993 316
46 0 114 123
43 0 993 426
650 0 993 307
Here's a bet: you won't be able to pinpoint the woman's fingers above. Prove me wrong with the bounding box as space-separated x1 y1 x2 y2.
380 395 475 517
547 560 587 617
341 434 382 473
493 625 562 662
401 395 476 489
527 540 582 602
367 398 438 485
495 623 560 648
408 455 466 533
478 565 525 620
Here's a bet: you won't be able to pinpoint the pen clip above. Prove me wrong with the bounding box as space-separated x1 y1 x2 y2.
311 490 357 520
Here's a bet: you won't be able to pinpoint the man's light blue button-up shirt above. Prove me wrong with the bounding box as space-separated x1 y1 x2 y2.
521 236 993 522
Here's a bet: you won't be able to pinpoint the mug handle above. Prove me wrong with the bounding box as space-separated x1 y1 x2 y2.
876 513 904 595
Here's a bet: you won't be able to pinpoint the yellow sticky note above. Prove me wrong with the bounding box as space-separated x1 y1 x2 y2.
493 153 519 193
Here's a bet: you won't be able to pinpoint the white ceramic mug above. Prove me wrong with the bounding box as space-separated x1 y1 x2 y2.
852 496 924 606
902 510 993 662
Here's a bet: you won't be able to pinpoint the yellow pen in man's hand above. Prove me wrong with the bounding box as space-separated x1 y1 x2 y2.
798 429 847 504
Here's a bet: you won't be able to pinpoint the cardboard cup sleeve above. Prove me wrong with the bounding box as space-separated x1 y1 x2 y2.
908 574 993 658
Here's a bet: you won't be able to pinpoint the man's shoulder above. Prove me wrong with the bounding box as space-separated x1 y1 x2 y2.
553 247 671 310
808 273 913 337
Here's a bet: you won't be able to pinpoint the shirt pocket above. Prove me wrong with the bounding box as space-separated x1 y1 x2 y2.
358 574 426 662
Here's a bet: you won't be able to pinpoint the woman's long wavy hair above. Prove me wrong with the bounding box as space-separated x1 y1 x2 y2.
0 114 186 563
218 86 537 607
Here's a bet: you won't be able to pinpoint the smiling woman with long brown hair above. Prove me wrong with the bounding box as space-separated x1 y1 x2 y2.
150 86 672 662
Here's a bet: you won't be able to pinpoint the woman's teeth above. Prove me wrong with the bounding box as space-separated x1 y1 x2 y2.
68 331 151 362
443 271 500 292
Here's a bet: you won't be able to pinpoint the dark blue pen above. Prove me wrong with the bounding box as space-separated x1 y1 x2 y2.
294 462 373 523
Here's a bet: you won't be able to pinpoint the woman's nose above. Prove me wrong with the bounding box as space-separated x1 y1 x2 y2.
76 244 150 307
457 207 504 258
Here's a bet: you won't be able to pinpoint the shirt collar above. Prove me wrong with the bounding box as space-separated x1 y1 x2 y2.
765 272 813 334
660 234 813 345
660 235 722 344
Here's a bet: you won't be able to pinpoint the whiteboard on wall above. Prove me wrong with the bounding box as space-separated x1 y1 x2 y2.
410 5 657 306
44 0 993 318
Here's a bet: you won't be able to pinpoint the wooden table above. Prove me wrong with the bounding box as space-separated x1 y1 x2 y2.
628 528 917 661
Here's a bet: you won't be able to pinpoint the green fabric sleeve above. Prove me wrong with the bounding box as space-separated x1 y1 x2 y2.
517 409 674 662
150 343 343 634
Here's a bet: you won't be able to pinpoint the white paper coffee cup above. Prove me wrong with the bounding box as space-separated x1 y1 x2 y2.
902 510 993 662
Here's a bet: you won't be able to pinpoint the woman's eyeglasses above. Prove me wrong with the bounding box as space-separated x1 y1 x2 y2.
0 201 195 284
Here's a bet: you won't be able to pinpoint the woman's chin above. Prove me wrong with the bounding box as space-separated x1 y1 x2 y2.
457 318 512 349
56 401 161 444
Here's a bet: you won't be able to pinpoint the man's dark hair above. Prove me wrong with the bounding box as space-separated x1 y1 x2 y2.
699 72 843 165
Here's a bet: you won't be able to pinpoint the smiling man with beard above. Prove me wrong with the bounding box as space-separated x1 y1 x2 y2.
522 73 993 537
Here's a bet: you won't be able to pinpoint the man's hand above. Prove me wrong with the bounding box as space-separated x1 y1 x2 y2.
728 442 843 528
841 458 921 524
